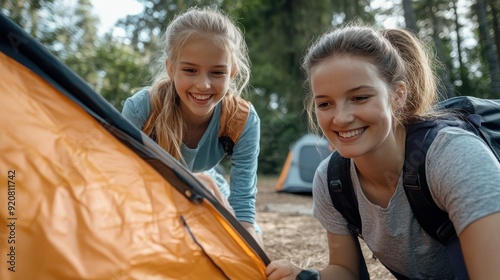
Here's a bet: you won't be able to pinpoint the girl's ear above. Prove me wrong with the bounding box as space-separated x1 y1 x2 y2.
393 81 407 109
230 65 238 79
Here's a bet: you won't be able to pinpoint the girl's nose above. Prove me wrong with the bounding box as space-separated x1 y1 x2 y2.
332 104 354 125
196 75 211 91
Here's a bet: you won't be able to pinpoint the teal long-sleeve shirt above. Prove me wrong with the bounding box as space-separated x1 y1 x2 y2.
122 89 260 224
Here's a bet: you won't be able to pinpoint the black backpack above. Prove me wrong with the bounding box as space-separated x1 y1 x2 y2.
326 96 500 280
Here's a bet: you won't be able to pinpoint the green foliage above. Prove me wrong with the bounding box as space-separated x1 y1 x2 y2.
258 110 309 175
0 0 55 30
247 88 310 174
87 35 150 111
116 0 221 53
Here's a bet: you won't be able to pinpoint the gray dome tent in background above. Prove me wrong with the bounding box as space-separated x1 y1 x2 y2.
275 134 332 193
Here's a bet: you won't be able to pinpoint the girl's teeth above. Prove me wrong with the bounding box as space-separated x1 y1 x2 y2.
192 94 211 100
339 128 364 138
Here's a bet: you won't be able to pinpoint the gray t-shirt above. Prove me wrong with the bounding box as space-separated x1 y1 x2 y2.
313 127 500 279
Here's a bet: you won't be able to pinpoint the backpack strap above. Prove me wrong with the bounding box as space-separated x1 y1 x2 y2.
403 121 455 244
218 95 251 156
327 152 362 236
404 120 469 280
327 152 369 279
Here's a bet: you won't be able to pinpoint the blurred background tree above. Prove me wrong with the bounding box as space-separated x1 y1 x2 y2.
2 0 499 174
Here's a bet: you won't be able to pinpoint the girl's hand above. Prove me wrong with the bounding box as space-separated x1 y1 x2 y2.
194 172 234 215
266 260 303 280
240 221 264 248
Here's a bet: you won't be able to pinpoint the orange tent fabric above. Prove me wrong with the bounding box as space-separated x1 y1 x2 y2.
0 14 268 280
275 151 294 192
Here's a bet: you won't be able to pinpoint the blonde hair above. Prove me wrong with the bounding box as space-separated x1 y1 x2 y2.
302 24 439 134
142 7 250 163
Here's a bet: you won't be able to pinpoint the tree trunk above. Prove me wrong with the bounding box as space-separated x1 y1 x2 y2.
402 0 418 33
489 0 500 68
427 0 455 98
452 0 471 92
476 0 500 96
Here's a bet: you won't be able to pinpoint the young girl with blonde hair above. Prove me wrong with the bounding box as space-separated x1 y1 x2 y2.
122 7 262 244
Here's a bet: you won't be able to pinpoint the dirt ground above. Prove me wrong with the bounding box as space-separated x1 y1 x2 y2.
255 176 394 279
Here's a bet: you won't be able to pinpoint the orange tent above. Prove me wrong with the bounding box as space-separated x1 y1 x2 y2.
0 14 268 279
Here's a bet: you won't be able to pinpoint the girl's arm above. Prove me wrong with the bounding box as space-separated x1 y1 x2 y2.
266 231 360 280
460 211 500 279
227 106 260 223
427 129 500 279
121 89 150 129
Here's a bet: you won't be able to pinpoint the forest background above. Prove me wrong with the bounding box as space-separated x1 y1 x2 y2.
2 0 500 175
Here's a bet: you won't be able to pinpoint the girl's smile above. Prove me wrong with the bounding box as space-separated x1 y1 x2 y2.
189 93 214 103
337 127 367 139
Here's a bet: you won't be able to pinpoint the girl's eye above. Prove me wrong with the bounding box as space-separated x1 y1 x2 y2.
212 71 226 76
352 96 370 102
182 68 196 74
316 102 331 108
